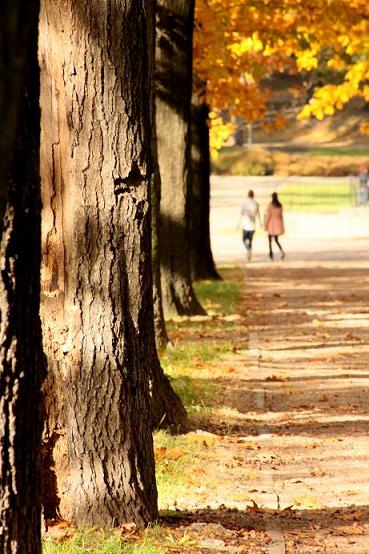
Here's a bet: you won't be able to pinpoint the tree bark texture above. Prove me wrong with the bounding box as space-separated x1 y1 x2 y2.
40 0 158 527
190 98 220 281
155 0 205 317
0 2 43 552
150 157 189 431
151 110 169 351
150 356 189 431
150 85 188 431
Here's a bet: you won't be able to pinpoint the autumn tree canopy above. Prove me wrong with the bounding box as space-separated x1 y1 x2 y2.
194 0 369 144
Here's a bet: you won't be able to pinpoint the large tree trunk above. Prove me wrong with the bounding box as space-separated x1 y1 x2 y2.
190 97 221 281
39 0 158 527
0 2 43 552
155 0 205 317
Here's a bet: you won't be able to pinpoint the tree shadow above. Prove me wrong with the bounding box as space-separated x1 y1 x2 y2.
155 3 193 118
161 503 369 537
160 504 369 544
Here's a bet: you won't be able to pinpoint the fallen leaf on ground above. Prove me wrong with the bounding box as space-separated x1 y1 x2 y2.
293 496 321 509
247 500 261 512
155 446 186 461
265 375 287 382
344 490 359 496
340 525 365 536
186 430 219 446
281 505 294 513
44 521 75 542
222 314 242 322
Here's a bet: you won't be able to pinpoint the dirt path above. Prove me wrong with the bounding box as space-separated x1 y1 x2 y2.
164 255 369 553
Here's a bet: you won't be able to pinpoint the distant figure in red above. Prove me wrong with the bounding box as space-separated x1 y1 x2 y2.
264 192 285 260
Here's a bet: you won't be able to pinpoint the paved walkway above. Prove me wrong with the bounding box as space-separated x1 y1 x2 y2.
237 257 369 552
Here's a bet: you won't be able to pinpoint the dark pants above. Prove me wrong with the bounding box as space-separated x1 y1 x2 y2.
242 229 255 252
268 235 283 258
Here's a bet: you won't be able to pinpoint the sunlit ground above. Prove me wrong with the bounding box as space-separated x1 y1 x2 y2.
158 259 369 552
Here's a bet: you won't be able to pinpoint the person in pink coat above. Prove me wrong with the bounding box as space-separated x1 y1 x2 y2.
264 192 285 260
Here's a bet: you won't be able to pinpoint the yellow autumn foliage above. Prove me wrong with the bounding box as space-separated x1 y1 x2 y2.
208 114 235 157
194 0 369 142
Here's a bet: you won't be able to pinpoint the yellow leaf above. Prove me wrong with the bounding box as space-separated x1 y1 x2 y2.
293 496 320 509
154 446 186 461
186 431 219 446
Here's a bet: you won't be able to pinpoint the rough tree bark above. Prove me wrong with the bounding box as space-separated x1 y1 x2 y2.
155 0 205 317
150 169 188 430
148 11 189 431
0 1 43 552
190 95 221 281
151 107 169 351
39 0 158 527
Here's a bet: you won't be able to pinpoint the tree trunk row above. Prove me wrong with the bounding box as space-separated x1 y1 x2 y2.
0 0 218 541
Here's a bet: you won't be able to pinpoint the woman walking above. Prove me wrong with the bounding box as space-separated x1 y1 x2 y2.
264 192 285 260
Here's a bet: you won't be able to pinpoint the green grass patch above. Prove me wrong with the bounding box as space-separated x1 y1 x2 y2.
194 274 243 316
43 528 166 554
162 341 232 370
161 342 230 411
161 268 244 412
308 146 369 157
154 430 199 507
279 182 357 212
212 145 369 176
167 374 214 412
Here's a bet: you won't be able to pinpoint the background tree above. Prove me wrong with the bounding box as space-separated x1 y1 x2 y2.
190 0 296 279
0 1 43 551
150 106 188 430
151 104 170 349
40 0 158 527
190 87 220 281
295 1 369 125
155 0 205 317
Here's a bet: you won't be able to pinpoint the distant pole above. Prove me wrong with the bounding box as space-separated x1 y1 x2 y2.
247 123 253 146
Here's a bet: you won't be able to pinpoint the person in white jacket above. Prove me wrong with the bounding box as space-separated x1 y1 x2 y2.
240 190 261 261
